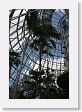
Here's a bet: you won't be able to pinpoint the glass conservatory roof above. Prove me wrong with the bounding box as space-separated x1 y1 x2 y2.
9 9 69 87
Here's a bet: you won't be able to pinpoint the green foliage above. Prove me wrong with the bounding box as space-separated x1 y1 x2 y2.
9 87 25 99
26 10 39 31
9 51 20 77
9 51 20 67
30 37 53 55
26 10 61 38
16 69 69 99
16 90 26 99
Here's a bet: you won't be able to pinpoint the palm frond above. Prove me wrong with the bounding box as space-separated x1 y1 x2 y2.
49 39 56 48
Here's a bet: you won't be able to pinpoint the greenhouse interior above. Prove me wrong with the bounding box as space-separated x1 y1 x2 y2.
9 9 69 99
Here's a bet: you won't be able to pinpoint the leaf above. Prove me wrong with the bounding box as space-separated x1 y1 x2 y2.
49 53 54 57
9 51 20 67
49 39 56 48
61 52 65 54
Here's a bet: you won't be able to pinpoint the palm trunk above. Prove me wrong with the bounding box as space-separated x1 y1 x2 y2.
38 48 42 98
39 49 42 71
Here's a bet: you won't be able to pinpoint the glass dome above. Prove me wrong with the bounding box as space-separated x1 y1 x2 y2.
9 9 69 99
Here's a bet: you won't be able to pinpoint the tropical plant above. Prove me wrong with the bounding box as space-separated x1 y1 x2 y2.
23 9 63 98
26 9 61 39
9 50 20 78
30 37 53 71
26 9 61 73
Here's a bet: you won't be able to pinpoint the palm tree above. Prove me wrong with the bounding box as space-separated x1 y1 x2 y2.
26 10 61 98
26 9 61 73
26 9 61 39
30 37 57 97
26 9 61 71
30 37 52 70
